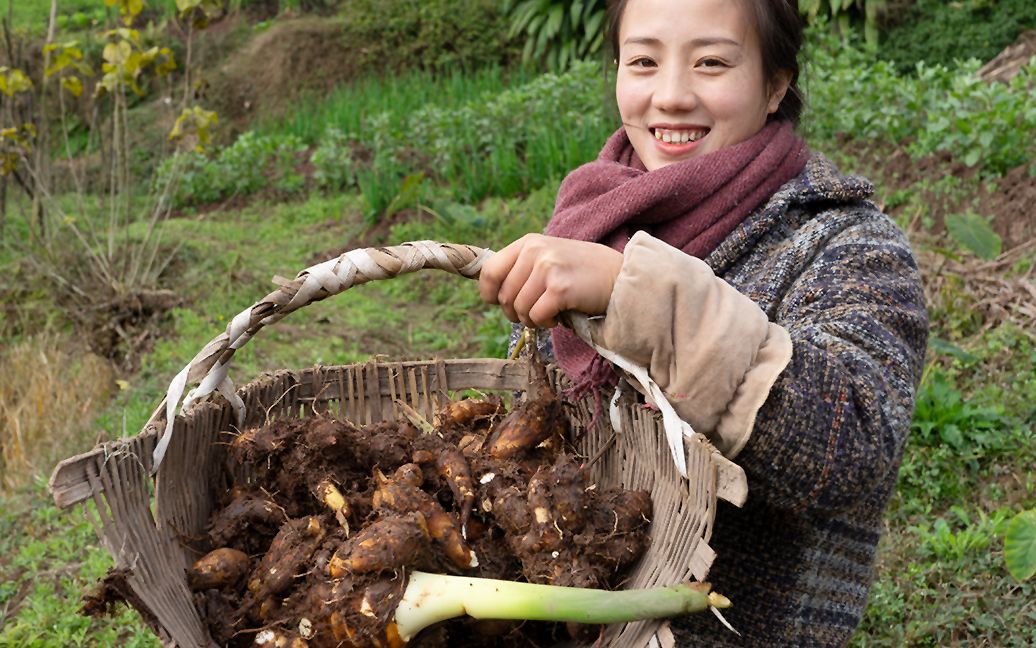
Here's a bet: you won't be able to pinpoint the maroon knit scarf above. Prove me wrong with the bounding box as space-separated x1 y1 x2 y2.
546 119 810 387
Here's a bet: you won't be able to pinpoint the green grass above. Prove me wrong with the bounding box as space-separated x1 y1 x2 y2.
0 482 161 647
6 0 101 35
256 65 542 144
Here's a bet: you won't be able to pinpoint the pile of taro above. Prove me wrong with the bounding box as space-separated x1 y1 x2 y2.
185 385 653 647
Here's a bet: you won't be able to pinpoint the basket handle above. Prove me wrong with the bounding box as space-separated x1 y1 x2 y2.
151 240 695 479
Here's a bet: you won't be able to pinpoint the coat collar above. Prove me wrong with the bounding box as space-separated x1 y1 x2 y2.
705 153 876 273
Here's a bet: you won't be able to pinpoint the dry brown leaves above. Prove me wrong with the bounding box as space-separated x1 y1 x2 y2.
920 237 1036 337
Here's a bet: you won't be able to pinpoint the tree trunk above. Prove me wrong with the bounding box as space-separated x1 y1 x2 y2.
30 0 59 238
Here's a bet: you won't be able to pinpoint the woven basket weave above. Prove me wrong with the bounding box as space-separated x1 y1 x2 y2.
49 241 747 648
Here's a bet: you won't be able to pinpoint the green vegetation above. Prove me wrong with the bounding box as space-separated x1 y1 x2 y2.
804 26 1036 175
163 60 615 209
7 0 104 35
0 486 161 646
1 0 1035 646
880 0 1036 74
337 0 517 73
505 0 608 70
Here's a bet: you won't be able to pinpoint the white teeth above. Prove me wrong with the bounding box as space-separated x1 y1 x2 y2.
654 128 706 144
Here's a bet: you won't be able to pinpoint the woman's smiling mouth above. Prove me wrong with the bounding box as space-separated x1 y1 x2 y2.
651 126 710 144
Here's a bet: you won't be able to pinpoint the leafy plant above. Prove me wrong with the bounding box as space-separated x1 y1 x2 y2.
804 27 1036 177
879 0 1036 75
505 0 607 70
799 0 887 46
1005 510 1036 581
338 0 517 73
944 211 1002 260
914 506 1011 562
910 367 1005 453
310 127 355 192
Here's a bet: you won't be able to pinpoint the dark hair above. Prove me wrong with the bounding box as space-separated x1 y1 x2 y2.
606 0 805 124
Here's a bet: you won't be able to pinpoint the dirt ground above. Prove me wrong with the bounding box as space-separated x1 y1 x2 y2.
841 140 1035 251
205 16 360 139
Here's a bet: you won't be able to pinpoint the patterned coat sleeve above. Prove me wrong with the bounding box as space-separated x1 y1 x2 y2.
735 210 929 513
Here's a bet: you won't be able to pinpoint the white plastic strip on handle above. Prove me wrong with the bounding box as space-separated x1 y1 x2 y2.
567 313 693 479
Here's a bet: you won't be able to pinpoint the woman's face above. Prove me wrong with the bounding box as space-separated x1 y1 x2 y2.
615 0 788 171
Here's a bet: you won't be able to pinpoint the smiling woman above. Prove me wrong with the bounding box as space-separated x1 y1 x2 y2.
614 0 788 169
479 0 929 646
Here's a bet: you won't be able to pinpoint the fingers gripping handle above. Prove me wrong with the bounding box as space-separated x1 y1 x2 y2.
151 241 494 471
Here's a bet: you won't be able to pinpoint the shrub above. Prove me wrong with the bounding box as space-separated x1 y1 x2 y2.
337 0 519 73
157 131 308 205
310 127 356 192
803 27 1036 175
880 0 1036 74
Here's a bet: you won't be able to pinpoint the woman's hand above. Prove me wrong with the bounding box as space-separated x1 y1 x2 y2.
478 234 623 328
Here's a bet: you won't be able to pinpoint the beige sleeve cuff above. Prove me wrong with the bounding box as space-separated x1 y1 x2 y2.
594 231 793 459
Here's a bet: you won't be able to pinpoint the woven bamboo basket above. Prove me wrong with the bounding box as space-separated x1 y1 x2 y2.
49 241 747 648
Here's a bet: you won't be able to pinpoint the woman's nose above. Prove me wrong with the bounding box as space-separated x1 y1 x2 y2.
653 66 697 113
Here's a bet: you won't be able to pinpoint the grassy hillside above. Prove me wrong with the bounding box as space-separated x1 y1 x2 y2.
1 6 1035 647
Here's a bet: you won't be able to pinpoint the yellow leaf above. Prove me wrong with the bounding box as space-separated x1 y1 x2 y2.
61 76 84 97
124 51 142 75
74 61 95 77
0 68 32 96
115 379 130 391
117 28 139 44
102 42 122 65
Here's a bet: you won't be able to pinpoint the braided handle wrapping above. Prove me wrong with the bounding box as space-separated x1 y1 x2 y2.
151 241 494 469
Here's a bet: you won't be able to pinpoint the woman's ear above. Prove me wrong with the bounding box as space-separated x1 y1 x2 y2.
767 70 792 115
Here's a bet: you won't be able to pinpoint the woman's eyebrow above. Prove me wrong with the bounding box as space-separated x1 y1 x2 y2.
623 35 741 48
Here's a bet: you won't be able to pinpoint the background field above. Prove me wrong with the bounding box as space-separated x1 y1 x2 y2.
1 0 1034 645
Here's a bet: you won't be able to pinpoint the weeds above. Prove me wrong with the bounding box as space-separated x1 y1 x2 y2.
0 334 114 492
0 484 160 647
804 26 1036 176
160 61 614 211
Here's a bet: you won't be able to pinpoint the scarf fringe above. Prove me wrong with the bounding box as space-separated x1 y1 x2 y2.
561 354 618 431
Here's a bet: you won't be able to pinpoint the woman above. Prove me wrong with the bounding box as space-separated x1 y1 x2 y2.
478 0 928 645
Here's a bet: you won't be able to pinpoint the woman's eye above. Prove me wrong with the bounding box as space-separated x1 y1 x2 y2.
629 57 656 68
698 58 727 69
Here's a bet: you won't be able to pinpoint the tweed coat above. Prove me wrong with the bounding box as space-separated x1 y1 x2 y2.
518 153 928 646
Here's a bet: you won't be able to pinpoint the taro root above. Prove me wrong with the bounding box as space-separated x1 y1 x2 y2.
188 547 251 591
485 395 567 459
208 491 284 556
183 386 728 647
247 516 327 601
373 465 478 572
327 512 432 577
434 396 504 434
